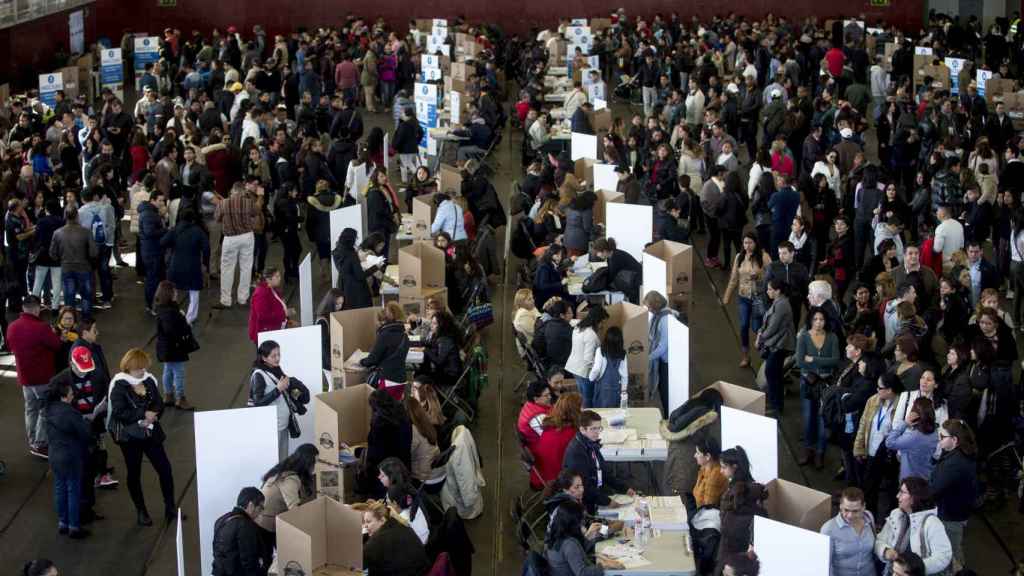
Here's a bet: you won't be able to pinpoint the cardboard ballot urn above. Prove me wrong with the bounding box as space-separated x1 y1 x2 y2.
398 241 446 296
605 302 649 389
312 384 372 501
593 189 624 226
275 496 363 576
643 240 693 312
705 381 766 415
328 307 381 388
763 478 832 533
411 193 440 240
399 286 448 318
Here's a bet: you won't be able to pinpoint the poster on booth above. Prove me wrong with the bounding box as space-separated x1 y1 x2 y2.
38 73 63 109
450 90 461 125
415 82 439 157
945 57 966 95
976 68 993 98
100 48 124 99
426 36 450 56
133 36 161 90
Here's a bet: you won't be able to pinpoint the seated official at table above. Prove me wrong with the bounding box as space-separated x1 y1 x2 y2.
545 468 625 549
518 380 555 446
528 113 566 156
532 392 583 490
545 499 624 575
533 300 574 372
562 410 636 514
417 310 464 386
451 111 494 163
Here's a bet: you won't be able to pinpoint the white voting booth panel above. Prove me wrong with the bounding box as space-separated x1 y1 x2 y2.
753 516 830 576
667 317 689 414
593 162 617 193
329 205 364 286
299 253 313 326
176 508 185 576
571 132 598 161
606 204 652 262
721 406 778 483
196 406 278 576
642 252 667 301
258 325 323 452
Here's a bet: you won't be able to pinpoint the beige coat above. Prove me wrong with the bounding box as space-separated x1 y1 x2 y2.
722 252 771 303
255 472 307 532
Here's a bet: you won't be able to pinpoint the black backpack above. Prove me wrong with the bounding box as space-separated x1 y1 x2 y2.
819 384 847 436
510 218 537 260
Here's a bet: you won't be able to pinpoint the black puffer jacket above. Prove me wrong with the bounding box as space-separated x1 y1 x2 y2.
211 508 272 576
661 388 723 497
360 322 410 384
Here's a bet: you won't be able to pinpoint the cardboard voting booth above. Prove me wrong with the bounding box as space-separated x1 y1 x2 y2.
705 381 766 415
451 61 470 82
328 308 381 387
644 240 693 313
605 302 649 389
753 516 830 576
593 189 623 226
574 158 595 183
329 205 364 287
313 384 372 500
276 497 363 576
399 286 448 317
398 241 445 295
196 407 279 576
438 163 463 195
606 203 653 261
985 78 1015 104
763 479 832 533
411 193 440 240
721 406 778 484
918 63 951 91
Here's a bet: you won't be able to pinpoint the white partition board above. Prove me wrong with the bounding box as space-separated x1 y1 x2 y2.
593 162 617 192
258 324 323 452
753 516 830 576
606 203 652 262
196 406 278 576
642 253 667 300
571 132 597 161
721 405 778 483
176 508 185 576
299 253 313 326
329 205 363 286
667 317 689 414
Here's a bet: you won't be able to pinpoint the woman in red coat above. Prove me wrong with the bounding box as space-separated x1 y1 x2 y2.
248 268 291 342
530 392 582 490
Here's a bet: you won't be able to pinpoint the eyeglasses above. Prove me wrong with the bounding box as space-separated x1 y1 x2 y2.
939 433 953 440
586 426 604 433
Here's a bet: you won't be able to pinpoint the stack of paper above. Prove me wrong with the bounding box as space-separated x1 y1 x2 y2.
648 496 687 530
600 427 637 445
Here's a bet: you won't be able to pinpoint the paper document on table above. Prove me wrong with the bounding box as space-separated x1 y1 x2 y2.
644 438 668 451
611 494 635 506
346 349 369 368
600 427 637 444
616 439 644 456
600 543 644 559
617 556 652 569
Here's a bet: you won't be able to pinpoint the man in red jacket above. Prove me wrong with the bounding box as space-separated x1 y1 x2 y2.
6 295 61 458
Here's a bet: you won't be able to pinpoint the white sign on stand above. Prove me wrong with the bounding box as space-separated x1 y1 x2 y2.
100 48 124 100
753 516 830 576
38 73 64 109
945 57 966 95
606 204 653 261
977 69 993 97
421 54 441 70
571 132 598 161
133 36 160 90
666 316 689 413
299 253 313 326
258 325 323 451
721 406 779 483
196 407 278 576
329 205 364 287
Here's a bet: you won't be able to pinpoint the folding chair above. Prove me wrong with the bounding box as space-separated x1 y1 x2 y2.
513 328 545 397
516 429 550 513
437 346 487 423
511 492 546 553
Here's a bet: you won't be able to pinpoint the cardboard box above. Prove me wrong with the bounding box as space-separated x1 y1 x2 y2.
313 385 372 500
594 188 624 226
416 19 433 32
705 381 766 415
276 497 363 576
763 479 832 533
444 76 467 94
918 64 950 90
399 286 448 317
605 302 649 388
591 108 612 133
328 308 380 387
398 241 445 295
574 158 594 183
438 163 463 195
411 192 440 240
590 18 612 31
76 54 94 103
986 78 1015 103
59 66 81 101
451 62 470 82
643 240 693 303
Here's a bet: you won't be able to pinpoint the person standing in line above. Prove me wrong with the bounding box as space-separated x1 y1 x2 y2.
756 279 796 415
820 487 877 576
7 295 61 458
154 281 198 411
50 205 98 317
564 305 608 408
214 182 258 309
930 420 979 572
107 348 176 526
45 377 92 539
162 208 210 325
77 187 116 309
138 189 168 315
30 199 64 309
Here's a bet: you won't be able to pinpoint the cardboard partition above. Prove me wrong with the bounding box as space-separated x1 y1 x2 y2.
444 76 467 94
300 254 313 326
986 78 1015 103
753 516 830 576
604 302 649 388
666 317 689 414
591 108 612 133
276 497 363 575
328 307 381 387
438 163 462 195
574 158 594 183
76 54 94 103
59 66 81 100
644 240 693 302
763 479 831 533
451 61 470 82
411 192 439 239
917 63 950 90
593 188 623 226
399 287 448 317
705 381 765 415
313 385 373 500
398 241 445 295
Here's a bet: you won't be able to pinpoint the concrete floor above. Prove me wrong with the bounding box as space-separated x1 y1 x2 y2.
0 107 1021 576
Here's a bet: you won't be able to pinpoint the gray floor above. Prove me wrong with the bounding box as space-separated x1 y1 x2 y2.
0 106 1021 576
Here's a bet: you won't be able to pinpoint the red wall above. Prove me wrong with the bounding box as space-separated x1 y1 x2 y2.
2 0 922 90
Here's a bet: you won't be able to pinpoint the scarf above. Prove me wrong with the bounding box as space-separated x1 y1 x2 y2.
789 230 808 251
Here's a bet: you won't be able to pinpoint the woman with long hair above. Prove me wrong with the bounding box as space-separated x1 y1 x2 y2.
249 340 299 461
331 227 373 309
359 302 410 399
162 208 209 325
352 499 429 576
545 499 623 574
360 389 412 497
931 419 979 571
248 267 292 343
533 392 583 489
405 395 442 490
794 307 840 468
410 375 446 430
722 232 771 367
565 305 609 407
886 396 939 481
718 446 766 572
692 436 727 509
590 326 629 408
533 244 570 310
875 476 953 574
154 281 198 411
255 443 318 536
366 169 400 257
419 310 464 385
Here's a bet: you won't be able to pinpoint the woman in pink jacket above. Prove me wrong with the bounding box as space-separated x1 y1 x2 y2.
248 268 292 343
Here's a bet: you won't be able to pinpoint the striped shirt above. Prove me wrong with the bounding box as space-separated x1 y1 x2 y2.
215 191 257 236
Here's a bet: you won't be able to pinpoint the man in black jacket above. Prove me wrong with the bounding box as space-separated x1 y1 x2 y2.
212 487 271 576
561 410 635 514
393 107 423 185
533 300 573 371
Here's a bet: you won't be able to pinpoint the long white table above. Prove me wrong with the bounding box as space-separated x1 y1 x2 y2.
594 408 667 462
596 531 696 575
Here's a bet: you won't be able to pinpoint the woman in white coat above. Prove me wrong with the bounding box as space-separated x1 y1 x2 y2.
875 476 953 575
441 425 485 520
564 305 609 408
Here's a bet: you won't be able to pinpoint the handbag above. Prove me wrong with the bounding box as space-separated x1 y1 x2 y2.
177 328 200 355
466 302 494 329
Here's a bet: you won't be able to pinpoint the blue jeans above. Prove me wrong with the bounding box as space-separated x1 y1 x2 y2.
764 349 788 412
576 376 594 408
54 470 82 529
800 375 828 454
62 270 92 316
162 361 186 399
737 296 763 350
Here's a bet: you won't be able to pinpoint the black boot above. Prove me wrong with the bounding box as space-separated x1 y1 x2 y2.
137 509 153 526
